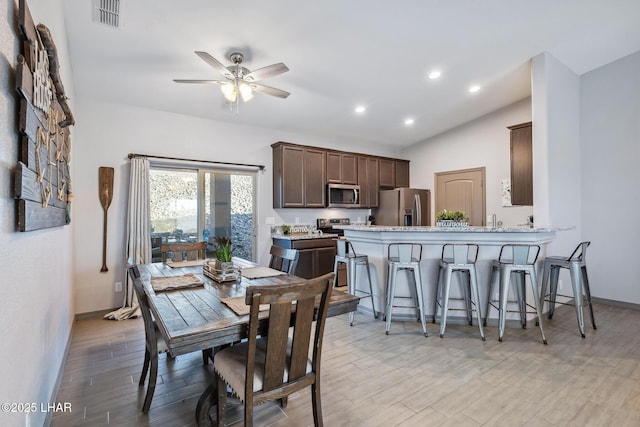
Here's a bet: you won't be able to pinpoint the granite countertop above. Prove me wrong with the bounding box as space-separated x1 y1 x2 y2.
335 225 574 233
272 233 340 240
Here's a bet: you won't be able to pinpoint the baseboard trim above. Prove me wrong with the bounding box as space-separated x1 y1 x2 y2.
44 320 75 427
592 297 640 311
75 307 121 320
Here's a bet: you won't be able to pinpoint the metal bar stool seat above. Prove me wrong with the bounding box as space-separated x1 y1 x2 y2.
540 241 596 338
485 244 547 344
433 244 485 340
333 238 377 325
384 243 428 336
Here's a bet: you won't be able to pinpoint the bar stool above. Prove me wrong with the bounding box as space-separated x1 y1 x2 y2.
433 244 485 340
540 241 596 338
384 243 428 336
485 244 547 344
333 238 377 326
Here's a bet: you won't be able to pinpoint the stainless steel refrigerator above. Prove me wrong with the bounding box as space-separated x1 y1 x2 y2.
375 188 431 226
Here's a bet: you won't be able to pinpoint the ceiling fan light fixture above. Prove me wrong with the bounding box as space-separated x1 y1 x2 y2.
239 83 253 102
221 82 237 102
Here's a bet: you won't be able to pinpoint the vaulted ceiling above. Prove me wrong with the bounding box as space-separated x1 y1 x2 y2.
62 0 640 149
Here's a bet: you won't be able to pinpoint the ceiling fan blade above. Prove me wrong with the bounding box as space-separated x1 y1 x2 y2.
244 63 289 82
173 79 226 84
194 51 233 78
251 83 290 99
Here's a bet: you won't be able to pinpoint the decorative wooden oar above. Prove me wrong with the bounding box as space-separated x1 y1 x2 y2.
99 167 114 272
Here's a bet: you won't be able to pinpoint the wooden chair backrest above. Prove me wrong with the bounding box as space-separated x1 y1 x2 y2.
268 245 299 275
244 272 334 400
127 265 158 353
160 241 207 263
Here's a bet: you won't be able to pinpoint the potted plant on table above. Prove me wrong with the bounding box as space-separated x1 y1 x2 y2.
213 236 233 270
436 210 468 228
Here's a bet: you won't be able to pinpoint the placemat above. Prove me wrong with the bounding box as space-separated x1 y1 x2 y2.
240 266 286 279
150 273 204 292
221 296 269 316
167 259 207 268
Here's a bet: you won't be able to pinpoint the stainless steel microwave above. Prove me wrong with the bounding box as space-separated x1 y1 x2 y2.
327 184 360 208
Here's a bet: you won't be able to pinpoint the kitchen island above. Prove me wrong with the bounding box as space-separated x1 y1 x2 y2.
335 225 569 323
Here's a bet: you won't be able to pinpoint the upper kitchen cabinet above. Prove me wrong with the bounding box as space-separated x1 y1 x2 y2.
508 122 533 206
395 160 410 188
272 142 326 208
327 152 358 184
379 158 396 189
357 156 380 208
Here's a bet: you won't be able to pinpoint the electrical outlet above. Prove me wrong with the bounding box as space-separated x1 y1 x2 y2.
558 279 563 290
115 281 123 292
265 216 275 225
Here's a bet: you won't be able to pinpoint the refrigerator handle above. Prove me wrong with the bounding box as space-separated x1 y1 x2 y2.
414 194 422 226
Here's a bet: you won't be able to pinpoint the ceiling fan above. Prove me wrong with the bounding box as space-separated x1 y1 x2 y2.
174 51 290 103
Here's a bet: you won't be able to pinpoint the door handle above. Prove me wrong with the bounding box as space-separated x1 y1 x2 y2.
415 194 422 226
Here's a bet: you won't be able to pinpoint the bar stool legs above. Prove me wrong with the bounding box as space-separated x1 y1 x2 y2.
540 241 596 338
333 239 377 326
433 244 484 340
485 244 547 344
384 243 428 337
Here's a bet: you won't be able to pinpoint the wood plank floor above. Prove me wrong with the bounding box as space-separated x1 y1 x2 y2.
52 302 640 426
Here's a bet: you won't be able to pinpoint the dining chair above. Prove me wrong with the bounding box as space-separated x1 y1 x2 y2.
160 241 207 263
127 265 213 413
268 245 299 275
213 272 334 427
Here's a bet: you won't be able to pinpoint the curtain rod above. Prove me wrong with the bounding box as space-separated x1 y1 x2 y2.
127 153 265 171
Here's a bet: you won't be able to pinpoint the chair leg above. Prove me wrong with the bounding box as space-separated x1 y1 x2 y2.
202 348 213 365
548 266 560 319
385 265 397 335
364 261 377 319
414 267 428 337
484 266 499 327
582 266 597 329
347 260 355 326
439 267 452 338
216 373 227 427
139 348 150 386
529 269 547 345
569 262 586 338
498 267 511 342
514 272 527 329
540 262 551 315
142 352 158 412
460 270 473 325
311 381 324 427
468 267 485 341
332 259 340 288
433 264 444 323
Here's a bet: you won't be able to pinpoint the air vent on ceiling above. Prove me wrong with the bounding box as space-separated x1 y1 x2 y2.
93 0 121 28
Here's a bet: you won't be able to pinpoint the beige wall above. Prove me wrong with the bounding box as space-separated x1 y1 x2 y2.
0 1 75 426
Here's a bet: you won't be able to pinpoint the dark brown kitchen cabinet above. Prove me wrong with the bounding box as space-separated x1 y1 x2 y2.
508 122 533 206
327 152 358 184
272 237 336 279
272 142 326 208
379 158 396 189
357 156 379 208
395 160 410 188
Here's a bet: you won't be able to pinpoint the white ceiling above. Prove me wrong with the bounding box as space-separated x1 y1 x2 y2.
61 0 640 149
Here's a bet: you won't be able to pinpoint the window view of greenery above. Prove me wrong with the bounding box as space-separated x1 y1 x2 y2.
149 168 255 262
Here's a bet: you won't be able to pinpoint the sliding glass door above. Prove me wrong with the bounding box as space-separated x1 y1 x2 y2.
149 167 256 262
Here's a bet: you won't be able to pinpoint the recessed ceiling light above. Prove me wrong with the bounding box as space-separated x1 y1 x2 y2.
469 85 481 93
404 118 415 126
428 71 441 80
355 105 366 113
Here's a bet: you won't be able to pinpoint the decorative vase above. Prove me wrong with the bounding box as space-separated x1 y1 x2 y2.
215 260 234 271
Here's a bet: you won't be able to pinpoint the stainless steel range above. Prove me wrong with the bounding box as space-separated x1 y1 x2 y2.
316 218 350 236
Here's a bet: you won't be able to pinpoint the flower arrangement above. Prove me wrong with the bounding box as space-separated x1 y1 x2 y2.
281 224 291 235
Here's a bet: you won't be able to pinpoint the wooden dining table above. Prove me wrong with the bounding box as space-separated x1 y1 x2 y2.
137 257 359 425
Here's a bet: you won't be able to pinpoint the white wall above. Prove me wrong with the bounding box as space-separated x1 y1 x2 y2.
531 53 581 256
580 51 640 304
400 98 533 227
0 1 75 426
72 96 397 313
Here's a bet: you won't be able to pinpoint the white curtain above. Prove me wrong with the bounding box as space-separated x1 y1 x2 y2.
105 157 151 320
